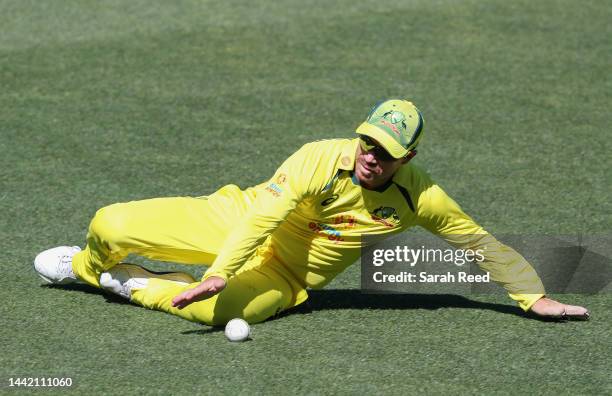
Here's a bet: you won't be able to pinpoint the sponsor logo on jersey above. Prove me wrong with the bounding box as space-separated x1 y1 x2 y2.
321 194 339 207
265 183 283 198
370 206 400 227
308 222 344 244
276 173 287 184
333 214 356 228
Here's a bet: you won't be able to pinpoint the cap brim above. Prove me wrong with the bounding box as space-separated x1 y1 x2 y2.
356 122 409 159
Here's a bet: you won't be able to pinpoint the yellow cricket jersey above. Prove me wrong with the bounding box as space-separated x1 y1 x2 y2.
204 138 545 311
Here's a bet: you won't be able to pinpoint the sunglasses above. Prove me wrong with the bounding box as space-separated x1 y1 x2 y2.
358 135 396 162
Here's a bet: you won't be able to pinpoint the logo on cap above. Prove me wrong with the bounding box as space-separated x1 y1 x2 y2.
377 110 408 137
389 111 405 124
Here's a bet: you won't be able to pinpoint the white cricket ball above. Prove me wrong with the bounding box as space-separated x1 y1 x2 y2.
224 318 251 342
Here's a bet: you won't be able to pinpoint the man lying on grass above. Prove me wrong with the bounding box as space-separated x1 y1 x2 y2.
35 99 589 325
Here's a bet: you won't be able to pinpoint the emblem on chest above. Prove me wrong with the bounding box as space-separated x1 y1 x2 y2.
370 206 400 227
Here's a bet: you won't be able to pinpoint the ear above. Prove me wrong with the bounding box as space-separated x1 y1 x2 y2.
401 150 417 164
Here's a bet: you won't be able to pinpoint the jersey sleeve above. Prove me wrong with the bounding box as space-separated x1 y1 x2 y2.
202 144 316 282
413 172 545 311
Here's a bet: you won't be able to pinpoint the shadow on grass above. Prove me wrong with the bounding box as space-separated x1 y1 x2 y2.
279 289 523 318
180 327 225 335
282 290 586 323
42 284 567 324
41 283 131 305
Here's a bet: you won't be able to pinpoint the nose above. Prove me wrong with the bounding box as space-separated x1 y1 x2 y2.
363 152 378 164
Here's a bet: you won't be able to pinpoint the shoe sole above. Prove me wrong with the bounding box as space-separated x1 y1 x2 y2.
99 263 196 299
35 271 79 285
36 272 54 284
116 263 196 283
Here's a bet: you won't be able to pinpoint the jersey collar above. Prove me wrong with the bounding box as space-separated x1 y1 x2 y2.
337 138 359 171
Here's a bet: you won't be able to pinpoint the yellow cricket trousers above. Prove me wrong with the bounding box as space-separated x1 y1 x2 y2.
71 185 302 325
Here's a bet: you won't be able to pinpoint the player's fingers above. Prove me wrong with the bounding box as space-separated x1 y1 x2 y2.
171 294 187 308
548 306 566 318
171 290 197 308
172 288 217 309
173 295 197 309
562 305 590 321
529 298 590 321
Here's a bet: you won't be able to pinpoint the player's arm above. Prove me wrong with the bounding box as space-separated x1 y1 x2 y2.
172 145 315 308
414 182 545 310
412 172 588 319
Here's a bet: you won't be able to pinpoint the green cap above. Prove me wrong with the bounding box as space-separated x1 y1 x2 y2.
356 99 424 159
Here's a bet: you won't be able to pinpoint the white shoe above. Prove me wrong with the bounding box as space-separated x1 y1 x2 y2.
34 246 82 284
99 263 196 300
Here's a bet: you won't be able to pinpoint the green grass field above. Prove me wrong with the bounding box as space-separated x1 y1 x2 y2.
1 0 610 394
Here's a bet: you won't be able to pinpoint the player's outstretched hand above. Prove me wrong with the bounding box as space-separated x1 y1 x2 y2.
171 276 227 309
529 297 590 321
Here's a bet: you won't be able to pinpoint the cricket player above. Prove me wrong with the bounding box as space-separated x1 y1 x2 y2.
34 99 589 325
